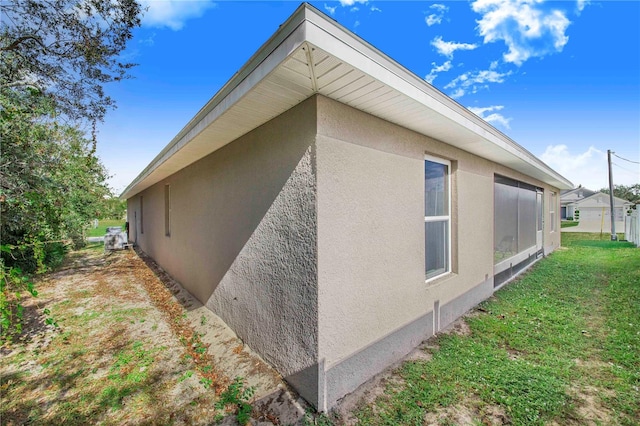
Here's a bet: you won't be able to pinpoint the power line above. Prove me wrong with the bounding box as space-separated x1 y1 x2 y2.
612 161 639 175
613 152 640 164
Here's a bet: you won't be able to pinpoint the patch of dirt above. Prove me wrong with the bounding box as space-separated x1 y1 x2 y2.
134 249 286 400
569 385 614 425
440 316 473 337
333 339 445 425
1 246 305 425
422 396 508 425
333 365 407 426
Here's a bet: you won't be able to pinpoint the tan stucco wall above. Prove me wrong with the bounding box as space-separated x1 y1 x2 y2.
127 97 319 385
315 96 560 406
126 94 562 410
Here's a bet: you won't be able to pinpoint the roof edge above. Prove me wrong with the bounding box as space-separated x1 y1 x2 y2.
120 3 313 199
121 3 573 199
300 5 572 189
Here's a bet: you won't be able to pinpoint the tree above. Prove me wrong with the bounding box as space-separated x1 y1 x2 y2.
1 89 113 336
1 0 142 339
1 0 142 124
100 196 127 220
0 89 113 338
598 184 640 205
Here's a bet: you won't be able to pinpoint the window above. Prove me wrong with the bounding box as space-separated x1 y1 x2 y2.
140 195 144 234
425 156 451 280
550 192 557 232
164 185 171 236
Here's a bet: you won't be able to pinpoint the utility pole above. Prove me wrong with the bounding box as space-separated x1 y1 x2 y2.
607 149 617 241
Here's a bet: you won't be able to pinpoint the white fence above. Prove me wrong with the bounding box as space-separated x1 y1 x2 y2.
625 208 640 247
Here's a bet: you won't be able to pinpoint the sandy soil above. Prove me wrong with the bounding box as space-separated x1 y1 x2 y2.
1 246 307 425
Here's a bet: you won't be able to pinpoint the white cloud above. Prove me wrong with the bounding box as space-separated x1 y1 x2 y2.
472 0 571 66
325 4 337 15
450 88 465 99
426 15 442 26
445 69 512 98
425 60 452 84
540 145 608 189
468 105 503 115
332 0 374 13
468 105 511 128
339 0 367 6
483 113 511 128
425 4 448 26
138 33 156 46
576 0 589 13
140 0 216 30
432 36 478 59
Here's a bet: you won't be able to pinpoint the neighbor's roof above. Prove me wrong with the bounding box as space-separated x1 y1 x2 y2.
121 3 573 199
560 187 596 202
570 192 634 207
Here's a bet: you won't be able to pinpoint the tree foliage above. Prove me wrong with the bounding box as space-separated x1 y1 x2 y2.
598 184 640 205
1 0 142 124
1 89 112 339
1 89 111 251
100 196 127 220
1 0 142 339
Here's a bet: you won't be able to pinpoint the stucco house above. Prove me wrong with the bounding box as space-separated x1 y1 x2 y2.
560 187 596 220
567 191 633 231
121 4 572 411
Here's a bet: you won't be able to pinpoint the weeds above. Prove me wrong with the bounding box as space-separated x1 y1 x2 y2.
215 376 256 425
179 370 194 382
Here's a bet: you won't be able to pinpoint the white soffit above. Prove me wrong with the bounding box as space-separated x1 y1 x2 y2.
121 4 572 199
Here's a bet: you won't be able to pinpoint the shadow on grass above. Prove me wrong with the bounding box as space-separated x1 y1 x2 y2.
1 247 205 426
561 232 628 247
569 240 636 249
561 221 580 228
2 369 179 425
1 326 186 425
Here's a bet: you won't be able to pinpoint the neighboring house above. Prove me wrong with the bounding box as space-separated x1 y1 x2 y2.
569 192 633 230
121 4 572 411
560 187 596 219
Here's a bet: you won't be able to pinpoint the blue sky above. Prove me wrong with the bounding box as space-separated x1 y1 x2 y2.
98 0 640 194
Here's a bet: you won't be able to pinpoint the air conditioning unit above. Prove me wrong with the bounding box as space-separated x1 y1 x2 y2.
104 227 128 251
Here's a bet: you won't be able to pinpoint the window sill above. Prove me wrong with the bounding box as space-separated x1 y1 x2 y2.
425 271 455 287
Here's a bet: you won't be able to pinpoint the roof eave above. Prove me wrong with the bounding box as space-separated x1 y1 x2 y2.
120 5 312 199
121 3 572 200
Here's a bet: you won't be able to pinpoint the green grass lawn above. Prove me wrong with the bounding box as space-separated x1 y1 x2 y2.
560 220 579 228
351 233 639 425
86 219 126 238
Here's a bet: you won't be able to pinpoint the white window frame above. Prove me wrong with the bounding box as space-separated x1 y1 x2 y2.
425 155 451 282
